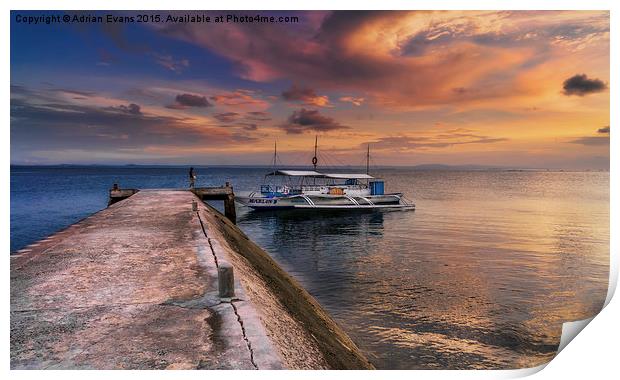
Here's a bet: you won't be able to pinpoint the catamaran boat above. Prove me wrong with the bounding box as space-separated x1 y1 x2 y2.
236 170 414 210
235 138 415 211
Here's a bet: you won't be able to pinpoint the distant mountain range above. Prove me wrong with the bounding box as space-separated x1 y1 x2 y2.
10 163 583 171
408 164 507 171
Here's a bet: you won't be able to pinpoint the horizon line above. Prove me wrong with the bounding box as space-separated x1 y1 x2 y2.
9 163 610 171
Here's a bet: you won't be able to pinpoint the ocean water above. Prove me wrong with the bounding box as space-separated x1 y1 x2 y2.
10 166 609 369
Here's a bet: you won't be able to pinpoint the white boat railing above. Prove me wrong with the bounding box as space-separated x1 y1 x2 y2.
300 194 316 206
359 197 374 205
345 195 360 205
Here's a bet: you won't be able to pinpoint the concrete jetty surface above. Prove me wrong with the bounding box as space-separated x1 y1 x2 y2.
10 189 373 370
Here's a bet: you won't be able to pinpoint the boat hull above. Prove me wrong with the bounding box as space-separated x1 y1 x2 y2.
235 193 415 211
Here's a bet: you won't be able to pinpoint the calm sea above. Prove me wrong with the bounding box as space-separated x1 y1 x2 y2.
10 166 609 369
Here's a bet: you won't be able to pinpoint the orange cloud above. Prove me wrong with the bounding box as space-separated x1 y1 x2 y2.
281 84 330 107
154 11 608 109
210 89 270 110
339 96 365 106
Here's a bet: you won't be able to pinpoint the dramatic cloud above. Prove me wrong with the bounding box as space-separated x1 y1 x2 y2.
167 93 211 109
9 11 611 167
152 53 189 73
211 110 272 131
365 129 508 151
562 74 607 96
217 122 258 132
569 126 610 146
211 111 270 131
176 93 210 107
280 108 349 134
152 10 609 107
339 96 365 106
115 103 142 115
398 16 609 57
281 84 330 107
245 111 271 121
10 86 256 157
238 123 258 131
213 112 240 123
210 90 269 108
569 136 609 145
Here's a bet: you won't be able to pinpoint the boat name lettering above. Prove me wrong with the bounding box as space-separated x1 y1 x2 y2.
249 198 277 204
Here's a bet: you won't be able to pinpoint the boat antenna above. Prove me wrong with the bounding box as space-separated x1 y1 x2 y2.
366 144 370 175
312 135 318 170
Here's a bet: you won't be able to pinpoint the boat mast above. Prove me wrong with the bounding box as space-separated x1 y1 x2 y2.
272 140 277 169
366 144 370 175
312 135 318 185
312 135 318 170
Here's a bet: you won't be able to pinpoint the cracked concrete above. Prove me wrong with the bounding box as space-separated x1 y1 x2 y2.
194 206 282 369
198 203 374 370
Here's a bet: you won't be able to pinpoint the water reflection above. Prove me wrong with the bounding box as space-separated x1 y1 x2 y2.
235 171 608 369
238 209 386 236
238 209 385 274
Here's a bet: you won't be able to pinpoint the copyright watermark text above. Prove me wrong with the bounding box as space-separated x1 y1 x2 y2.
14 12 300 25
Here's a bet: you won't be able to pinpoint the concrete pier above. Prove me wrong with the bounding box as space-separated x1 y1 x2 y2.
10 189 373 370
193 185 237 224
108 185 138 206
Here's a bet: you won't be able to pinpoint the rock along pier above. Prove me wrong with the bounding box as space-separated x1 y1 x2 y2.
10 187 374 370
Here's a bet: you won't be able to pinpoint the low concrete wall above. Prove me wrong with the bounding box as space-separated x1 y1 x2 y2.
198 202 375 370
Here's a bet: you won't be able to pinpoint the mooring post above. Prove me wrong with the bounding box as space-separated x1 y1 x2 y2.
218 262 235 298
224 195 237 224
192 200 198 212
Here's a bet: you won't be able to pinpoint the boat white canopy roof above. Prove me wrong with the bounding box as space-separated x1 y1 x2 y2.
266 170 375 179
267 170 325 177
324 173 374 179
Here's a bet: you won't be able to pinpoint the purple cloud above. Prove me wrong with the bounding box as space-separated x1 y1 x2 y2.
167 93 212 109
562 74 607 96
280 108 349 134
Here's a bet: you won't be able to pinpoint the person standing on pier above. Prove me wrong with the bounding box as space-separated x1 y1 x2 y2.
189 167 196 189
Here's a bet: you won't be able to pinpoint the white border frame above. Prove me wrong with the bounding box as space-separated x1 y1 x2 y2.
3 2 616 379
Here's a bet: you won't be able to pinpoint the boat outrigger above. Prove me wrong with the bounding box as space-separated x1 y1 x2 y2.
236 138 415 211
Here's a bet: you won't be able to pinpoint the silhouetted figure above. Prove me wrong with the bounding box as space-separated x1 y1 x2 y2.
189 167 196 189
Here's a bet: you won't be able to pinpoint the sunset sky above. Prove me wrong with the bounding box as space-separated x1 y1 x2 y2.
10 10 610 169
